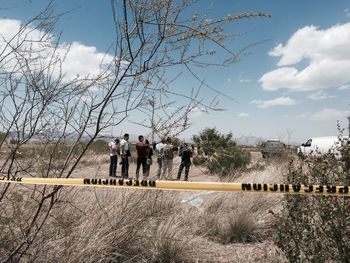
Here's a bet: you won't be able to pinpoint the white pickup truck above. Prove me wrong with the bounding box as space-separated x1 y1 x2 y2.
297 136 346 158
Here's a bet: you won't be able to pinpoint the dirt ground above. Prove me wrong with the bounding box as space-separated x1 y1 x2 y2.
78 151 264 183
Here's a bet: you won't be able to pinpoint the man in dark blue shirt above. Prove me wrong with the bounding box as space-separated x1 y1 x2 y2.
176 143 193 181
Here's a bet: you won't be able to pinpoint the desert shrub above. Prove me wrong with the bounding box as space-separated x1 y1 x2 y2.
0 132 7 143
340 136 350 171
247 161 266 172
89 139 108 154
274 138 350 262
146 218 190 263
0 188 51 260
192 155 206 166
192 128 251 176
14 142 86 175
196 193 273 244
216 212 261 244
0 188 192 262
10 138 19 144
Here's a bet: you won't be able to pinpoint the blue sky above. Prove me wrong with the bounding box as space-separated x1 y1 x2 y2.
1 0 350 144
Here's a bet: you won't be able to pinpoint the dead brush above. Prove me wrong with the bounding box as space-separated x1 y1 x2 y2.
25 187 192 263
78 154 109 168
220 212 261 244
196 194 266 244
144 217 191 263
194 163 285 245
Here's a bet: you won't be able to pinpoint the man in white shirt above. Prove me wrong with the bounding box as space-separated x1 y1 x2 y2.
155 139 165 179
120 133 130 178
108 138 120 177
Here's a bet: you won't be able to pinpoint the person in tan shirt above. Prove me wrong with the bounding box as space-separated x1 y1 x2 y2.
162 137 174 180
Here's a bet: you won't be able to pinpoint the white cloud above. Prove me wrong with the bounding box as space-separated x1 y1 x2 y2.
238 112 250 117
310 108 350 121
57 42 114 80
260 23 350 92
308 91 336 100
0 18 114 81
295 112 310 119
227 78 232 82
239 78 252 83
345 8 350 17
338 83 350 90
191 106 205 112
190 106 207 117
250 96 298 109
284 112 310 119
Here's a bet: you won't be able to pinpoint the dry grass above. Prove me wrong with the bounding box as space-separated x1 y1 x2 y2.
193 189 281 245
19 188 193 263
0 155 288 262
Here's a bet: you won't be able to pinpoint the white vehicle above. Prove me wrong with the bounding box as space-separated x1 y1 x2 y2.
297 136 343 158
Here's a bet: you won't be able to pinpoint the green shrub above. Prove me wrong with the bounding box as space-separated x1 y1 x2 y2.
192 128 251 176
207 147 251 176
192 155 206 166
273 138 350 262
89 139 108 154
0 132 7 143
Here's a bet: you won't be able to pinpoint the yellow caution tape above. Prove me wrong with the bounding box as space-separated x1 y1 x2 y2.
0 176 349 196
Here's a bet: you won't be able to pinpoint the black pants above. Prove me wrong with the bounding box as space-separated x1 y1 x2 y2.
177 161 191 181
109 155 118 177
121 156 129 178
136 157 147 179
157 158 162 178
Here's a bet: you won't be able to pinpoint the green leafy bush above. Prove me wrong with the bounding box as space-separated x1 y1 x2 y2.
0 132 7 143
274 137 350 262
89 139 108 154
192 128 251 176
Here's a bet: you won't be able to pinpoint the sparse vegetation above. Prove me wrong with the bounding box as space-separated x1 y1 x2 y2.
0 132 7 144
0 158 289 262
3 1 349 262
89 139 109 154
195 192 278 245
273 136 350 262
0 0 273 261
12 123 350 262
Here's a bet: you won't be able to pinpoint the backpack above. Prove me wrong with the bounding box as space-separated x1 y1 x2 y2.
163 145 174 159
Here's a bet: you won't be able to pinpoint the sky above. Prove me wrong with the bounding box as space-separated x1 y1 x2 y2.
1 0 350 144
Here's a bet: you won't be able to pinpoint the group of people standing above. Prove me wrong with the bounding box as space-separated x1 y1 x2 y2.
108 133 131 178
108 134 193 181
